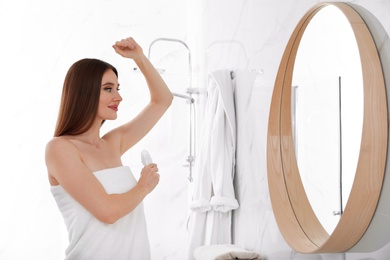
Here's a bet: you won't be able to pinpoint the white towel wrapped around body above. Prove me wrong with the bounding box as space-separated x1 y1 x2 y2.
50 166 150 260
194 244 263 260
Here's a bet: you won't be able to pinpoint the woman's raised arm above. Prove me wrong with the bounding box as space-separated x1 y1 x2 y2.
108 37 173 154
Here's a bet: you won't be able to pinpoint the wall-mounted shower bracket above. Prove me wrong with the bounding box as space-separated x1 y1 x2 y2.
148 37 197 182
186 88 200 95
173 92 195 104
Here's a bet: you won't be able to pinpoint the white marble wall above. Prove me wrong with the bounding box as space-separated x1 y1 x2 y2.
1 0 390 259
0 0 190 259
191 0 390 259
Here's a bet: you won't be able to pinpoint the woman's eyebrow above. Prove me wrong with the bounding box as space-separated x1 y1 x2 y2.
102 82 120 87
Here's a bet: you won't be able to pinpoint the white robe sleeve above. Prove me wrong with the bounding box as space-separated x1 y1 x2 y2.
190 70 239 213
189 80 219 212
209 70 239 212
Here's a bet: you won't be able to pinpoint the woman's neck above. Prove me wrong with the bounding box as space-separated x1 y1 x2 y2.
75 121 102 147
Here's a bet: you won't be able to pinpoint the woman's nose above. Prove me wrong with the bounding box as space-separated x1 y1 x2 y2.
114 92 123 102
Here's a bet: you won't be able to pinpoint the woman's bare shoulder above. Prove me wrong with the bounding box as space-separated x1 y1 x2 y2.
45 137 82 185
45 136 80 161
46 136 74 150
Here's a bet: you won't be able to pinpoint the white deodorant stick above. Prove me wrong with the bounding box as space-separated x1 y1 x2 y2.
141 150 153 166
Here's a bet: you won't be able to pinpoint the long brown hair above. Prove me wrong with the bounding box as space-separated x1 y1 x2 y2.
54 58 118 137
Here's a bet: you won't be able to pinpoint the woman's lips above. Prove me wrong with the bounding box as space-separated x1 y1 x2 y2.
108 105 118 111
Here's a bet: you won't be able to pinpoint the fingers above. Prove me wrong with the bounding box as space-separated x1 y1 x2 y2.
141 164 160 181
138 164 160 194
112 37 144 59
142 163 158 173
113 37 136 50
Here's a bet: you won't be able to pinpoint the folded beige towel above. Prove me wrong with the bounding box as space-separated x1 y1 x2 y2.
194 244 263 260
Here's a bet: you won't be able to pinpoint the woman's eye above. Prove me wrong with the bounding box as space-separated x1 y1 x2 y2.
104 88 112 92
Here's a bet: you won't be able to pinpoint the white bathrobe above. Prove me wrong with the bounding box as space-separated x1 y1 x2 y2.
187 70 239 259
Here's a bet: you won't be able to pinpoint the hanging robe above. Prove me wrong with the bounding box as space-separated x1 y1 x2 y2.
187 70 239 260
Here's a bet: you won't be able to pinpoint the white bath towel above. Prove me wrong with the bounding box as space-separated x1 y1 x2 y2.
194 244 263 260
51 166 150 260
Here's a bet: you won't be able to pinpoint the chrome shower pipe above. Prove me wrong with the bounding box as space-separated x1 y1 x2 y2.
172 92 195 103
148 37 192 91
148 38 196 181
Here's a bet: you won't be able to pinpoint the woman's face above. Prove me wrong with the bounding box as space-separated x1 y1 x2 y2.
97 69 122 121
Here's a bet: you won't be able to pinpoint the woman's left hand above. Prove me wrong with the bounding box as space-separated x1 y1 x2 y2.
112 37 144 60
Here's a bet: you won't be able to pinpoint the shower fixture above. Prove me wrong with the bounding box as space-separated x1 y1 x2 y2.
148 37 197 182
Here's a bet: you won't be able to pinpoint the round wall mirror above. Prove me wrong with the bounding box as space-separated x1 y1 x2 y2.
267 2 387 253
292 5 363 234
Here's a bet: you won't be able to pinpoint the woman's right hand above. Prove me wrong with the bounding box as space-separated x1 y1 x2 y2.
112 37 144 61
137 164 160 194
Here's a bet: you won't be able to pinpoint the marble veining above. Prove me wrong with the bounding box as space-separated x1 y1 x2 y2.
1 0 390 259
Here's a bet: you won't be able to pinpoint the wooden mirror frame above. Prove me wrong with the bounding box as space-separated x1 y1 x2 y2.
267 2 388 253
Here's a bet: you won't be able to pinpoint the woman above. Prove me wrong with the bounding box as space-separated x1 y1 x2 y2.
45 37 173 259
